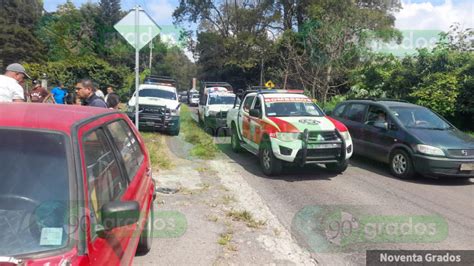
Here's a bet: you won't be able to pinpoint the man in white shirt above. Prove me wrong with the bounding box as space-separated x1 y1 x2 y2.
0 63 30 102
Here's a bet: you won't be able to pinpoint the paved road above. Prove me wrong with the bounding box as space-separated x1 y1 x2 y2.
174 106 474 264
216 142 474 264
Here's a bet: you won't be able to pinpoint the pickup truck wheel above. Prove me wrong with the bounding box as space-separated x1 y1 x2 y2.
259 142 282 176
390 149 414 179
169 129 180 136
326 160 349 174
231 126 241 152
136 200 154 255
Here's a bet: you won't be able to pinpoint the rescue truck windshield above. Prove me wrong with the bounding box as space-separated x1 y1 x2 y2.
264 100 323 117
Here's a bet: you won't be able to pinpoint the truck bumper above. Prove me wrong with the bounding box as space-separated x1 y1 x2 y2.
271 130 351 165
128 112 180 132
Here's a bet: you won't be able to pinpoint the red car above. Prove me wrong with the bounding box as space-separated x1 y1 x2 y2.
0 103 155 265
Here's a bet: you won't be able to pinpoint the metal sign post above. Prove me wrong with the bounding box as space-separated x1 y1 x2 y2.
134 6 140 128
114 6 161 129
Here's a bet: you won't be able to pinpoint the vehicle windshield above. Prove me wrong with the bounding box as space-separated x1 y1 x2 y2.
0 129 70 256
208 94 235 105
390 106 452 129
192 94 199 99
139 88 177 100
264 99 324 117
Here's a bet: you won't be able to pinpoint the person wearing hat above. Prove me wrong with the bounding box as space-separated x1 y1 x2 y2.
29 80 49 103
0 63 30 102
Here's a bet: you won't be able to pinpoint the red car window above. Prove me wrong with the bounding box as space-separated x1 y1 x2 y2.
83 128 126 239
106 120 145 182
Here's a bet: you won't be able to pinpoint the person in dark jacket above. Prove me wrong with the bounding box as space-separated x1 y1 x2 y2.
75 79 107 108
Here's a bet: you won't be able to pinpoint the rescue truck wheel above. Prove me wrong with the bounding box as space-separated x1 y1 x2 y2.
326 160 349 174
259 142 282 176
231 125 241 152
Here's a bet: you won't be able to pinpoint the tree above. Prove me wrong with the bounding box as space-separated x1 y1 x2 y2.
174 0 280 87
279 0 402 102
0 0 45 70
99 0 122 28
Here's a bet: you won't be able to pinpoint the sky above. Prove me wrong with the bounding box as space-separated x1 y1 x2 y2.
44 0 473 31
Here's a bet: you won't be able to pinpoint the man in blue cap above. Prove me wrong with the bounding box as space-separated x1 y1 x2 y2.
0 63 30 102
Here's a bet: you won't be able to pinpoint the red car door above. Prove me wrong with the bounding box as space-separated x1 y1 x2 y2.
104 118 153 260
77 115 144 266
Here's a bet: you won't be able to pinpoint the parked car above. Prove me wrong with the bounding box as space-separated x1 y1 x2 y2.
188 93 199 106
227 89 353 176
0 103 155 265
127 81 180 135
329 99 474 179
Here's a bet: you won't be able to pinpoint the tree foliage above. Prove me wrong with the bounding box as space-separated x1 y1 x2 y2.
0 0 45 70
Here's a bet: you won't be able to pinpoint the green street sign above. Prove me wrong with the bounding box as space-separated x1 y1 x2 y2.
114 9 161 50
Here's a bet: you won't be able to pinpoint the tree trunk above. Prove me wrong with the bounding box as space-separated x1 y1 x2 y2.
323 65 332 104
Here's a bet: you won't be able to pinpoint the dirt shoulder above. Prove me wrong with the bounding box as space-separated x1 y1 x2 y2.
133 130 317 265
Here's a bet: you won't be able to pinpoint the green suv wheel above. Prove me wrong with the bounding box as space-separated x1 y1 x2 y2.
390 149 415 179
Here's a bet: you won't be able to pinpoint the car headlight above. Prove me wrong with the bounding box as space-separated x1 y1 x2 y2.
276 132 301 142
416 144 445 156
339 131 351 141
171 108 180 116
208 110 218 117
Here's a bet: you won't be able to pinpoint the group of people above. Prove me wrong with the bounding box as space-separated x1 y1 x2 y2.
0 63 120 109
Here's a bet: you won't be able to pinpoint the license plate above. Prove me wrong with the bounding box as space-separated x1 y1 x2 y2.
460 163 474 171
308 144 340 149
146 121 155 126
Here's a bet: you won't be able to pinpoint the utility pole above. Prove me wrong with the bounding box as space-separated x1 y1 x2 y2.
149 41 153 70
260 58 264 87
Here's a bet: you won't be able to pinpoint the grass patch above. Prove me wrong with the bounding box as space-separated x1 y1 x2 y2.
218 232 233 246
226 210 266 229
180 105 219 159
466 131 474 137
220 195 236 205
141 132 173 170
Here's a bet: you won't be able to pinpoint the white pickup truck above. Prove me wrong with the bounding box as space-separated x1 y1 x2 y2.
226 89 353 176
127 83 180 135
198 85 236 135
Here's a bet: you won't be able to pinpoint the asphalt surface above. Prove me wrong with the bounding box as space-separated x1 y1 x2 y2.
174 106 474 264
217 142 474 264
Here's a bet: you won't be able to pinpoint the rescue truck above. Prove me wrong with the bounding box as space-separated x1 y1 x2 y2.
226 89 353 175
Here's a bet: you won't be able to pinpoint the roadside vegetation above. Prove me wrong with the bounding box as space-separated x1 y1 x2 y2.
141 132 173 170
226 209 266 229
180 105 220 159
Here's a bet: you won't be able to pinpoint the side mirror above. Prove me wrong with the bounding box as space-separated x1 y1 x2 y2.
249 109 261 118
389 123 398 131
99 201 140 233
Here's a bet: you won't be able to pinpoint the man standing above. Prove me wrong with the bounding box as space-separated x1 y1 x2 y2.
29 80 49 103
105 86 120 109
75 79 107 108
0 63 30 102
51 82 67 104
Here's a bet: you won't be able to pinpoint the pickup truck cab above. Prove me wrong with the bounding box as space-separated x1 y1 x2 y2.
127 83 180 135
227 89 353 175
198 85 236 135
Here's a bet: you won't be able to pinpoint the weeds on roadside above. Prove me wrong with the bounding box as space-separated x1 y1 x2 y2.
141 132 173 170
180 105 219 159
226 210 266 229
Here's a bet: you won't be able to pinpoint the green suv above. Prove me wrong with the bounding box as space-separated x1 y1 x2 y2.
330 99 474 179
